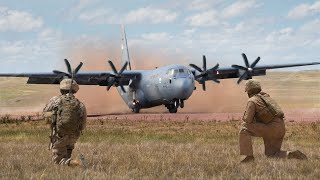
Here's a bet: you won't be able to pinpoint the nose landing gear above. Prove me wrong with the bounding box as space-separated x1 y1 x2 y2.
180 100 184 108
166 99 185 113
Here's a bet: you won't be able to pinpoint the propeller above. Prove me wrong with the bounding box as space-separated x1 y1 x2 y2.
53 59 83 79
107 60 128 93
189 55 220 91
232 53 260 84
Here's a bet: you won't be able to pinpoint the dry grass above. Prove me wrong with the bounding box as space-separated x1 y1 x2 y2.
255 71 320 108
1 118 320 179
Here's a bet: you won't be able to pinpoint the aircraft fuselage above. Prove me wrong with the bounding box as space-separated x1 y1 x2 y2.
117 64 195 112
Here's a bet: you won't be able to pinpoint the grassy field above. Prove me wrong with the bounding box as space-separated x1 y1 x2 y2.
1 118 320 179
0 77 56 108
0 71 319 113
255 71 320 109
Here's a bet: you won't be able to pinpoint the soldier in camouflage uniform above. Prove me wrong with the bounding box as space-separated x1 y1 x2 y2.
43 79 87 167
239 79 307 163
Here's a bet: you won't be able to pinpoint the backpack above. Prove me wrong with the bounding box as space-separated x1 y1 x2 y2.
56 95 82 135
256 94 284 119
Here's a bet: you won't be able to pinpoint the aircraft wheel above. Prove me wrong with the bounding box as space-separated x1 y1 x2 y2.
174 99 180 108
133 107 140 113
180 100 184 108
169 107 177 113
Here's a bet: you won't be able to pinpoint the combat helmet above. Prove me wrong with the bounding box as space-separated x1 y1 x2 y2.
245 79 261 95
60 78 79 93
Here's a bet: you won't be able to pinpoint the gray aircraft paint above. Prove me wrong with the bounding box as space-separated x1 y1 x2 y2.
117 26 194 110
117 65 194 109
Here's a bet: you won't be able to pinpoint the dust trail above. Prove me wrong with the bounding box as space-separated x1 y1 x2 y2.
182 80 247 113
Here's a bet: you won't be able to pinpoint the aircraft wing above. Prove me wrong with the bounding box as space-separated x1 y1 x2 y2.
0 59 142 93
210 62 320 79
0 71 141 86
190 54 320 90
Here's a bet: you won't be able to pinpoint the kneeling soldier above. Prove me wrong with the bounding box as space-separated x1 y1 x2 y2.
43 79 87 167
239 79 307 163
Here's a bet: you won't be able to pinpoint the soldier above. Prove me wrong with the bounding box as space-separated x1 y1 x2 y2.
239 79 307 163
43 79 87 167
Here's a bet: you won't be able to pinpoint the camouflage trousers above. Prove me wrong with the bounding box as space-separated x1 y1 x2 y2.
239 118 288 158
51 134 79 165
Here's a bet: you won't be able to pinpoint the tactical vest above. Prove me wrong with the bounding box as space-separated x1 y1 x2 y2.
56 95 82 135
254 93 284 124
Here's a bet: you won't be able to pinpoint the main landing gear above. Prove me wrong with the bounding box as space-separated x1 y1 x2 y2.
131 99 140 113
166 99 184 113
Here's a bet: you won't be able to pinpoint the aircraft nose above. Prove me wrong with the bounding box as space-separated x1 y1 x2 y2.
175 78 194 99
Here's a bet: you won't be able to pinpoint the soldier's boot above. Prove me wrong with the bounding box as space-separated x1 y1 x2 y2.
68 159 81 167
240 156 254 163
287 150 307 160
66 149 73 159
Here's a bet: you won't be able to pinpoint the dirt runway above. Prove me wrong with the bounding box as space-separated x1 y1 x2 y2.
86 108 320 122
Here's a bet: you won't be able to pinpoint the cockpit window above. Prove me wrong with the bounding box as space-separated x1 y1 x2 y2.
167 68 188 76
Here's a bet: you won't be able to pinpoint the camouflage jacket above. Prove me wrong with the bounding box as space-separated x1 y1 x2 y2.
242 92 283 124
43 94 87 131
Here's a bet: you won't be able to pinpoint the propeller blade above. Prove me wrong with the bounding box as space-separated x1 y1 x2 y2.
232 65 248 71
242 53 250 68
203 55 207 71
53 70 67 75
195 74 203 79
107 84 112 91
213 79 220 83
251 57 260 68
189 64 203 72
64 59 72 74
120 85 126 93
119 61 128 74
108 60 118 74
237 73 248 84
202 82 206 91
74 62 83 74
211 63 219 71
107 78 115 91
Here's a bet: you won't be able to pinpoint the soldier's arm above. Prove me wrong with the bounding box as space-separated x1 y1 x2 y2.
80 103 87 130
43 96 60 112
42 96 60 124
242 101 256 123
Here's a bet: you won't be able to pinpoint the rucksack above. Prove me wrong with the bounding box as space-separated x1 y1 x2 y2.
56 95 82 135
257 94 284 119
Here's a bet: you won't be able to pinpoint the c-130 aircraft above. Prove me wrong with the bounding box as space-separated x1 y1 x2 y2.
1 26 320 113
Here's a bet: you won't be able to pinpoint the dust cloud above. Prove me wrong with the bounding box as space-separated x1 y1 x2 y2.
182 81 247 113
62 42 248 114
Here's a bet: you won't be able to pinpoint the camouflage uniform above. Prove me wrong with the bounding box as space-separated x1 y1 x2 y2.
239 80 307 162
43 79 86 166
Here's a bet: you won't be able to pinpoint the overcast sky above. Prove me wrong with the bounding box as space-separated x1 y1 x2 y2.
0 0 319 72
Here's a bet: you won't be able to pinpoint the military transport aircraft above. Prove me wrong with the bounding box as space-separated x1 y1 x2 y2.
1 26 320 113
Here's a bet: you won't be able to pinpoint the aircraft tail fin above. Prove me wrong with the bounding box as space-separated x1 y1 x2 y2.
121 24 132 70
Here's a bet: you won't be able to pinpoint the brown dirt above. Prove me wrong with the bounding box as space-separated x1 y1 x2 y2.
3 109 318 123
85 108 320 122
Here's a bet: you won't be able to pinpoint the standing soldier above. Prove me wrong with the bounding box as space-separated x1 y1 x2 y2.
239 79 307 163
43 79 87 167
